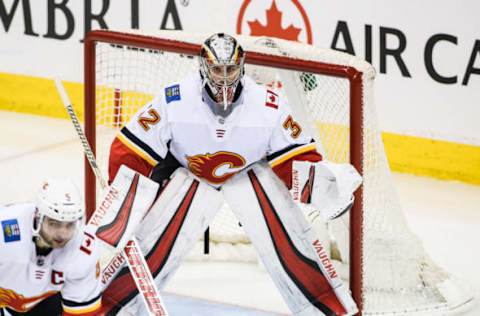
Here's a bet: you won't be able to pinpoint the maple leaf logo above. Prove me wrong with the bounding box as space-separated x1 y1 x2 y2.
248 0 302 41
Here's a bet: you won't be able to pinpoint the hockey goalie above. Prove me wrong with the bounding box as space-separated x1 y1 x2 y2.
101 33 362 315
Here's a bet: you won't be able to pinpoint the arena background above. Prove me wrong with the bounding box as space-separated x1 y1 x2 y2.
1 0 479 184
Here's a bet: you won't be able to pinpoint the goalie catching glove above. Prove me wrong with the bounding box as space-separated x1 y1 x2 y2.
291 160 362 221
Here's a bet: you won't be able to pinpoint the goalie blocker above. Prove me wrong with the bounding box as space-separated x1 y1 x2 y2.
102 163 357 316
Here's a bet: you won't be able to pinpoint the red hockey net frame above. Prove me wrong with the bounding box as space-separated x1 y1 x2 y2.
84 30 365 313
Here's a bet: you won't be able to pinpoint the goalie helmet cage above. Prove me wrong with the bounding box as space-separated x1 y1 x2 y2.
84 30 474 315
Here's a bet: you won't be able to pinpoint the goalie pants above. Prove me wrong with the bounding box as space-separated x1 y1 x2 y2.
102 164 356 316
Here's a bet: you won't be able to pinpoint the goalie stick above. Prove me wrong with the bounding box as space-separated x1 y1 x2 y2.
54 78 169 316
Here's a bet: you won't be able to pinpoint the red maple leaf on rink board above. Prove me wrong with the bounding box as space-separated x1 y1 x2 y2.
248 0 301 41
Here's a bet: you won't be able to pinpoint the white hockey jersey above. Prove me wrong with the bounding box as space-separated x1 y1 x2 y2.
0 203 102 315
110 72 319 187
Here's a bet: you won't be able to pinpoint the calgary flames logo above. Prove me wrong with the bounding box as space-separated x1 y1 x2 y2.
187 151 246 184
0 288 57 312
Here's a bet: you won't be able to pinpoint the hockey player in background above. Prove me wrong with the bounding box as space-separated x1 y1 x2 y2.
0 179 102 316
103 33 362 315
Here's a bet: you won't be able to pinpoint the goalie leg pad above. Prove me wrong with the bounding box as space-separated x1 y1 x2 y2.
88 165 159 249
223 162 357 316
102 168 223 314
90 165 159 282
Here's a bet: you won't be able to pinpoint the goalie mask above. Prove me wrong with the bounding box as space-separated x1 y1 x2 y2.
199 33 245 117
33 178 85 248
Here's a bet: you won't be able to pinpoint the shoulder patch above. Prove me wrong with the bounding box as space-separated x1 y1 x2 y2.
2 219 21 242
165 84 181 103
265 90 279 109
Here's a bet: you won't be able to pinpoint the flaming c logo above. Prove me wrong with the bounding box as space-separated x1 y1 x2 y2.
237 0 313 44
187 151 246 184
0 288 57 312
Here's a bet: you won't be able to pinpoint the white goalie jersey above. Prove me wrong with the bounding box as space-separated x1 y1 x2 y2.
108 71 321 188
0 203 102 315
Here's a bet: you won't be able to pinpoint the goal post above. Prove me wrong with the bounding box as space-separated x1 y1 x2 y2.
83 29 474 315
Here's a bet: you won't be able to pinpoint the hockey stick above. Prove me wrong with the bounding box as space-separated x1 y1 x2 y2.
54 78 169 316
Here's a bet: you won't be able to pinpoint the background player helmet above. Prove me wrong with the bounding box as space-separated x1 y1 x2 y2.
33 178 85 237
199 33 245 112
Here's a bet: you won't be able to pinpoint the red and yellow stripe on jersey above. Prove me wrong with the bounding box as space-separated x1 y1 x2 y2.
62 294 102 316
109 127 163 184
268 142 322 190
269 142 319 168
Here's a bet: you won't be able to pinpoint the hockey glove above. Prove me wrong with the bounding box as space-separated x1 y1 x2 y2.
291 160 362 221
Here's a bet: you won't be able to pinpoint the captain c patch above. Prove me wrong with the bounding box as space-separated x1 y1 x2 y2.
2 219 21 242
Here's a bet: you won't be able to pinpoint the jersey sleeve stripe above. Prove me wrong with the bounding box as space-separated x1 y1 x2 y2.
268 142 317 168
118 128 162 166
62 295 101 315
